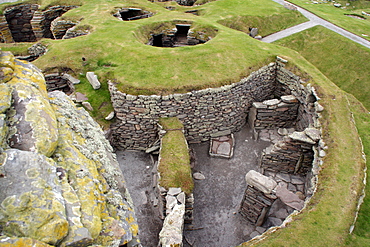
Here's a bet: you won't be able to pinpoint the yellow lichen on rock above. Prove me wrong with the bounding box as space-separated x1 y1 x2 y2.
0 51 140 246
0 236 53 247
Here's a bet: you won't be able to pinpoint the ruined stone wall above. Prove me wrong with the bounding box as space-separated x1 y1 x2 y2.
1 4 79 43
4 4 38 42
109 63 277 150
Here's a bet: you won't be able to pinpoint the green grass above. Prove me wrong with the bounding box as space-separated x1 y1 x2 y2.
344 94 370 246
0 0 304 94
243 54 365 247
218 11 308 37
275 25 370 110
158 117 193 194
1 0 369 245
288 0 370 41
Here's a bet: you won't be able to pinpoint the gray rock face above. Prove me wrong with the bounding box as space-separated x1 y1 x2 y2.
86 72 101 90
0 149 68 245
0 52 140 246
245 170 277 194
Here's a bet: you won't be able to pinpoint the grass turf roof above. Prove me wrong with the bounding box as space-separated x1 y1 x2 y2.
1 0 307 95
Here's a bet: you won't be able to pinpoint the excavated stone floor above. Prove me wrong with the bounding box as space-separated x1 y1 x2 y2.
183 126 270 247
117 125 271 247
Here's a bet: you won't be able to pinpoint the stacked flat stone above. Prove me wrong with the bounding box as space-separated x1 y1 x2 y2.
0 16 14 42
44 73 75 94
249 95 299 130
159 188 186 247
261 128 321 175
3 4 38 42
109 63 277 150
1 4 79 43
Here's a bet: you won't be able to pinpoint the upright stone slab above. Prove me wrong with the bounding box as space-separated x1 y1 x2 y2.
86 71 101 90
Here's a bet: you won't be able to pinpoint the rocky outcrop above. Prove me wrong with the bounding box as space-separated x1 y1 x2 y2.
0 51 140 246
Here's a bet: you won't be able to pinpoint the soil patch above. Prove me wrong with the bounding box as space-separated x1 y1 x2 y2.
184 126 270 247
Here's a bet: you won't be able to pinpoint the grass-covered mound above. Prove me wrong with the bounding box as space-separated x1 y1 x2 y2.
275 25 370 246
158 117 193 194
1 0 307 96
1 0 369 246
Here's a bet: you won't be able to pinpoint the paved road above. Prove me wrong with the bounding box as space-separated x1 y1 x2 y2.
262 0 370 49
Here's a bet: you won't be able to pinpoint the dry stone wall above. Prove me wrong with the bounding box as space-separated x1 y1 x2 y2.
109 63 277 150
0 4 79 43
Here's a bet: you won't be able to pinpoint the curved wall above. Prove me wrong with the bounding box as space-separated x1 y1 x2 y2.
109 62 313 150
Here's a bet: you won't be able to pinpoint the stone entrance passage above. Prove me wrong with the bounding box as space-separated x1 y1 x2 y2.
183 126 271 247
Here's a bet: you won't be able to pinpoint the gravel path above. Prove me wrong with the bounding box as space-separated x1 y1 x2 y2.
263 0 370 49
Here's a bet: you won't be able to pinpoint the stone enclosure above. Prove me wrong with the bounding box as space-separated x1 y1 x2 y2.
0 3 88 43
109 58 324 245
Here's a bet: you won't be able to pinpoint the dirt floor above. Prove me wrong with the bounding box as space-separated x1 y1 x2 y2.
116 126 271 247
116 150 163 247
183 126 270 247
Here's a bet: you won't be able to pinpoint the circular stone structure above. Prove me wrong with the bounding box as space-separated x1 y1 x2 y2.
139 21 217 47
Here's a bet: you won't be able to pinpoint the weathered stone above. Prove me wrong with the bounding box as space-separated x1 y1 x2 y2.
250 231 260 239
263 99 280 106
245 170 277 194
193 172 206 180
0 236 53 246
7 59 59 157
256 226 266 234
277 128 289 136
62 73 80 84
105 111 115 120
304 128 321 142
276 173 291 183
281 95 297 103
217 142 231 156
74 92 88 102
0 149 68 245
210 129 231 137
86 71 101 90
166 195 178 212
176 192 186 205
159 203 185 247
275 184 304 210
167 187 182 196
0 52 140 246
249 27 258 38
82 101 93 111
289 131 316 145
0 83 12 114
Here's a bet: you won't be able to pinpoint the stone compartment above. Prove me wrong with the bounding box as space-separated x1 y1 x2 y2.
0 4 85 43
113 7 154 21
143 21 217 47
